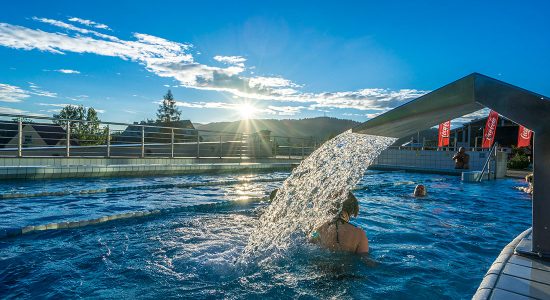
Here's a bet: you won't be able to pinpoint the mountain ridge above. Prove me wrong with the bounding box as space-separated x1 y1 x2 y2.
195 117 360 140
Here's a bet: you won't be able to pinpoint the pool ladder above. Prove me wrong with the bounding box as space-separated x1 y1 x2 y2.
478 142 498 182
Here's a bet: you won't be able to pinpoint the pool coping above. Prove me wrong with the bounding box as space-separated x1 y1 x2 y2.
473 228 550 300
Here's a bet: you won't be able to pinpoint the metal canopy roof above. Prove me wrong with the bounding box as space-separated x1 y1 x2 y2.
353 72 550 258
352 73 550 138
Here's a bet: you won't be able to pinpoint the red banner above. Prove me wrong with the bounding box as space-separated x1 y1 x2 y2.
517 125 532 147
482 110 499 148
438 120 451 147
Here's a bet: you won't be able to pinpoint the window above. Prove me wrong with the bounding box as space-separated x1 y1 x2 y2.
24 135 32 145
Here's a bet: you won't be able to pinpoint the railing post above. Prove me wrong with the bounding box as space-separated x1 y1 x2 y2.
219 135 222 159
240 134 243 160
453 136 457 151
66 121 71 157
301 142 305 159
170 128 174 158
487 152 493 181
141 126 145 158
196 130 200 158
106 125 111 158
17 120 22 157
273 137 277 158
289 143 291 159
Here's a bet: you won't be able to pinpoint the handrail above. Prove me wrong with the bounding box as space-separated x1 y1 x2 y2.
0 113 321 159
478 142 498 182
0 112 317 140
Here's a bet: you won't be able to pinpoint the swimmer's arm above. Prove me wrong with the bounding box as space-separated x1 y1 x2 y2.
355 229 369 254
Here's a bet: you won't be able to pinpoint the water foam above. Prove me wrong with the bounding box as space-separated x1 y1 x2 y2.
242 131 396 260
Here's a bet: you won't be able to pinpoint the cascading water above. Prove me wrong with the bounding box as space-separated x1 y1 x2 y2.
242 130 396 261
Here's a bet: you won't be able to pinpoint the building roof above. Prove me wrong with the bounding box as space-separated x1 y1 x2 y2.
0 121 68 147
31 123 68 145
0 121 18 147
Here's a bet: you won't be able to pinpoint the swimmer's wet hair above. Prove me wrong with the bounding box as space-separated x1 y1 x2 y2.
341 191 359 217
329 190 360 218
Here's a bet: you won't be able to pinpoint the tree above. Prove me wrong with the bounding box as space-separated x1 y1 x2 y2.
156 90 181 126
53 105 107 145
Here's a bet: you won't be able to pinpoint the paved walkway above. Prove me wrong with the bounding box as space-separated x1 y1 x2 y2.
507 169 532 179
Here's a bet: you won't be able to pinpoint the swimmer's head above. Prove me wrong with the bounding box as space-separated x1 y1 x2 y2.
341 191 359 218
329 190 359 219
414 184 427 197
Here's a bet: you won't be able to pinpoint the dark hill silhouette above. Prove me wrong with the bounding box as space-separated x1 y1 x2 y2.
196 117 360 141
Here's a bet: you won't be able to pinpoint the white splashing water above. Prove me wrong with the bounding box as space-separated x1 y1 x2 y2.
242 131 396 261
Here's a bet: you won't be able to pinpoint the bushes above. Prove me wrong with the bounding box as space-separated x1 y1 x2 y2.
508 147 530 170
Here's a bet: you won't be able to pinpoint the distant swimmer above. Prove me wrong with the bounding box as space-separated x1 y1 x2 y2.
310 191 369 254
518 173 533 195
413 184 427 197
452 147 470 169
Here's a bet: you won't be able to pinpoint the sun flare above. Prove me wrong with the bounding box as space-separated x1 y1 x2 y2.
238 103 256 119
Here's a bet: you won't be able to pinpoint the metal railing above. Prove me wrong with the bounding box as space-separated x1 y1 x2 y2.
478 142 498 181
388 145 494 152
0 113 319 159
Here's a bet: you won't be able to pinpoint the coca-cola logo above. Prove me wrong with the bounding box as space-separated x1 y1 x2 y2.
485 117 497 140
520 127 531 140
441 121 450 138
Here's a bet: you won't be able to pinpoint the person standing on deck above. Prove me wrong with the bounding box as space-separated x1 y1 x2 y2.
452 147 470 169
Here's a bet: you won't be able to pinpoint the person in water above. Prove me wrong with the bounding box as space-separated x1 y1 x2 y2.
452 147 470 169
413 184 427 197
310 191 369 254
519 173 533 194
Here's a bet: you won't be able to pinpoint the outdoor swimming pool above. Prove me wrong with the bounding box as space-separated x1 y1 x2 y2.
0 171 531 299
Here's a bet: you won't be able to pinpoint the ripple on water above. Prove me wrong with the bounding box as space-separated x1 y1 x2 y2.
0 169 532 299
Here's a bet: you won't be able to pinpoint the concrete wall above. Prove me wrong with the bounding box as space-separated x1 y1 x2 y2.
0 148 508 180
0 157 300 180
371 148 507 177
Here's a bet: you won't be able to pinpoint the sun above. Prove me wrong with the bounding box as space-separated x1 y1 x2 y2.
238 103 256 120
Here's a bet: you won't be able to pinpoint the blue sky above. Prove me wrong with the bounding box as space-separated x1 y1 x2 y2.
0 0 549 124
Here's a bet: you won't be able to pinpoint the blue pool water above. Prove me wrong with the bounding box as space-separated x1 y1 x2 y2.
0 171 531 299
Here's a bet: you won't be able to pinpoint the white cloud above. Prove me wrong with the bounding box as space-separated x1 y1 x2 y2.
38 102 105 113
38 103 73 107
0 106 27 114
264 105 304 116
0 83 30 102
0 82 59 104
0 18 430 114
28 82 57 98
172 100 304 116
213 55 246 67
32 17 117 41
452 108 491 125
67 17 111 31
248 76 300 89
55 69 80 74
